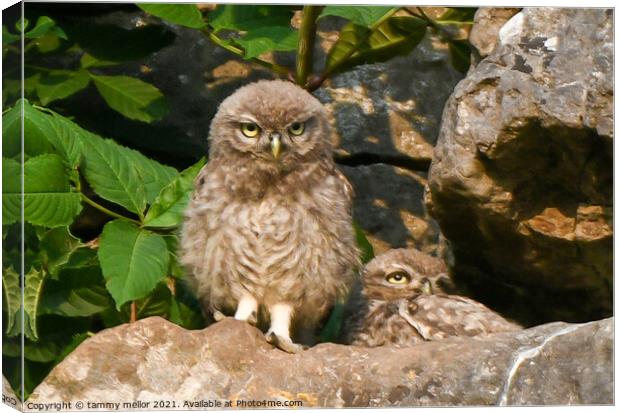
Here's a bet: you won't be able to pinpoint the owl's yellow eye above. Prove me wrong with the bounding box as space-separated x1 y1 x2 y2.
386 271 410 285
241 122 260 138
288 122 305 136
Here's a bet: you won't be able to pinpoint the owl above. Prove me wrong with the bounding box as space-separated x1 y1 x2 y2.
181 80 359 353
341 248 521 347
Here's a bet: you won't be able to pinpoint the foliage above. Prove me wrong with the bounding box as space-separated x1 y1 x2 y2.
1 99 206 397
2 3 474 398
139 4 476 88
2 14 170 122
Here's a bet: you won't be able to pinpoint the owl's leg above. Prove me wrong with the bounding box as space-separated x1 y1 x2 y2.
234 294 258 325
265 303 307 354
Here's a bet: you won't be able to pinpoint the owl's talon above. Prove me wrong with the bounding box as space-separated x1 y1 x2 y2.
247 310 258 326
265 331 306 354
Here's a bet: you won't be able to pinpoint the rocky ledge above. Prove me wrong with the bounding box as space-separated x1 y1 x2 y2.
26 316 612 408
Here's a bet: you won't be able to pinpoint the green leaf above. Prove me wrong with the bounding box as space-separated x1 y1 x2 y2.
80 134 147 216
354 223 375 264
39 265 110 317
144 158 205 228
4 101 84 167
79 52 118 68
3 100 54 158
169 279 205 329
437 7 477 24
163 234 185 279
123 149 179 204
16 18 29 33
208 5 295 32
54 332 90 364
326 16 427 75
169 297 203 329
2 266 21 337
138 4 205 29
135 282 172 319
235 26 299 59
35 33 62 53
25 16 66 39
24 267 46 340
448 39 471 73
318 302 344 343
2 155 83 227
3 25 20 44
39 227 84 278
36 70 90 105
3 78 21 106
91 74 168 122
319 6 395 27
98 220 170 308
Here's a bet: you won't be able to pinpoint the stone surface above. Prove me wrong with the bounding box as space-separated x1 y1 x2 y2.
426 8 613 324
27 316 613 408
469 8 521 64
339 164 441 255
3 376 21 411
315 26 463 254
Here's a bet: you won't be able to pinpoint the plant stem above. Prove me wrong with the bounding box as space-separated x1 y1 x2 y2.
201 28 290 76
295 6 323 87
80 193 141 225
130 302 137 323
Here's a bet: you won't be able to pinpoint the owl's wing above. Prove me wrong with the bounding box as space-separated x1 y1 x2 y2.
398 295 521 341
335 167 354 205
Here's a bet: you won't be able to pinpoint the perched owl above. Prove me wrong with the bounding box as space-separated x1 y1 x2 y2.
181 80 359 353
341 248 521 347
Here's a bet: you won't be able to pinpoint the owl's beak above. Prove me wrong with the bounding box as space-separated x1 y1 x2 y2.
422 279 433 295
270 134 282 160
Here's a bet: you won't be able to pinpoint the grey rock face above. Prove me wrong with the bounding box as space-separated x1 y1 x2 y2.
319 30 463 255
27 317 613 408
426 8 613 324
469 8 521 63
339 164 441 255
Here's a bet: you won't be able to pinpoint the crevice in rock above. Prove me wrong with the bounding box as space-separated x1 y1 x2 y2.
334 152 432 172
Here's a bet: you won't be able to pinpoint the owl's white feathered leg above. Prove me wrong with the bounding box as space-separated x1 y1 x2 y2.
234 294 258 325
265 303 307 354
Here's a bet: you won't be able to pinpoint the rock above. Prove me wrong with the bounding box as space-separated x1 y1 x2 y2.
469 8 521 63
315 27 463 254
426 8 613 324
3 376 21 411
27 316 613 407
339 164 441 255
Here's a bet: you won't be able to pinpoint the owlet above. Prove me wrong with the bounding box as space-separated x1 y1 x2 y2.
342 248 521 347
181 80 359 353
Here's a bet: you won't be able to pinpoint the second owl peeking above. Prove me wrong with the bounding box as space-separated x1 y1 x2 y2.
181 80 359 353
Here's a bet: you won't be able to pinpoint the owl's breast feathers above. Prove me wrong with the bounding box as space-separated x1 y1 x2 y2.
347 294 521 348
181 157 359 321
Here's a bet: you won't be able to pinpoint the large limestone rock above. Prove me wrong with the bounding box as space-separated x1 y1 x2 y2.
27 317 612 408
469 8 521 64
426 8 613 324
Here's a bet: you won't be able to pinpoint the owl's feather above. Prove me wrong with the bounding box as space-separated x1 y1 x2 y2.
343 248 521 348
181 80 359 346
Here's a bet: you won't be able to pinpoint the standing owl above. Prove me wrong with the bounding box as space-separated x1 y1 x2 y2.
341 248 521 347
181 80 359 353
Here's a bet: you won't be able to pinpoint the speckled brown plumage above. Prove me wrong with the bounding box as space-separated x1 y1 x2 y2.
180 80 359 352
342 248 521 348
